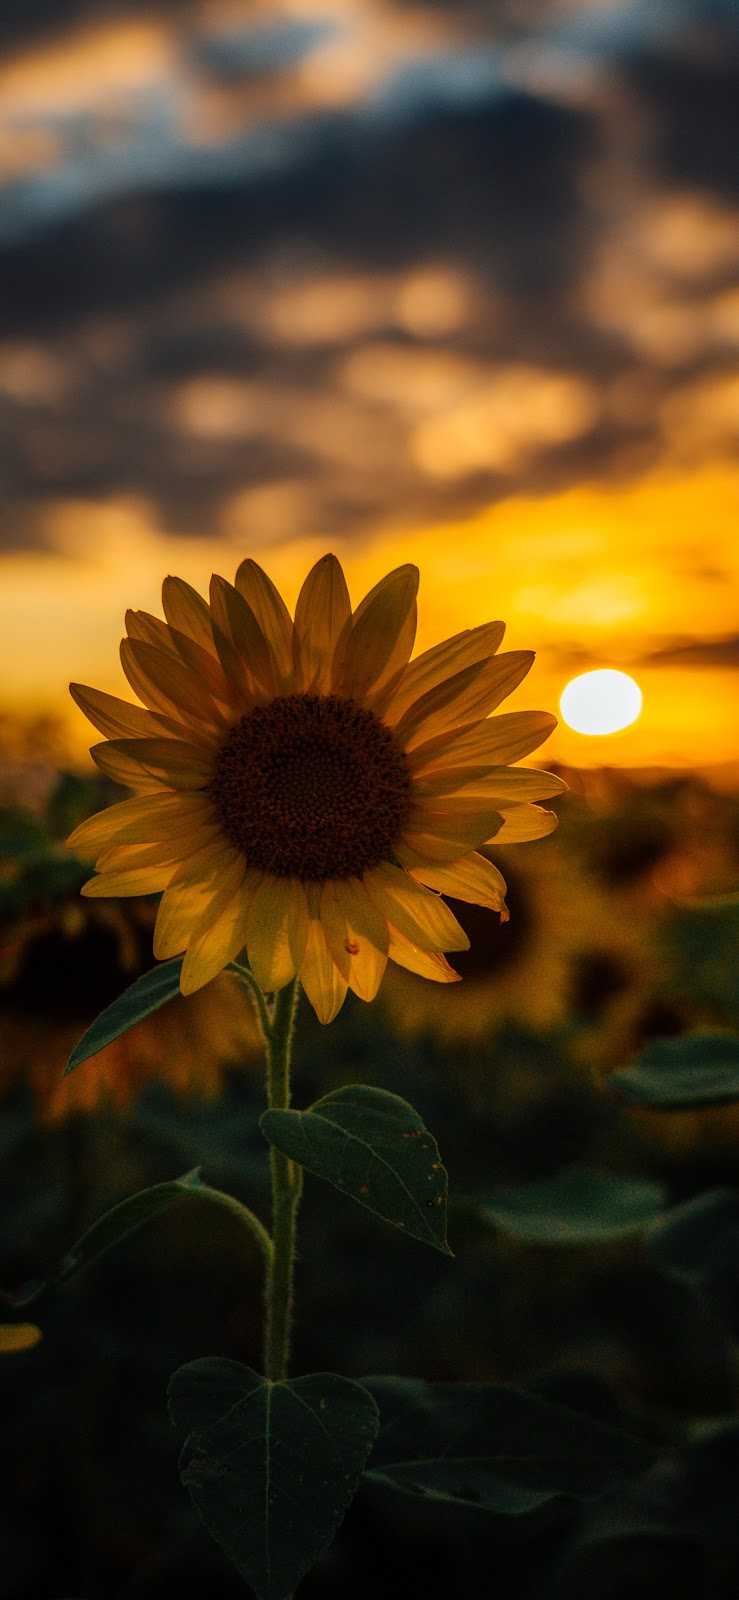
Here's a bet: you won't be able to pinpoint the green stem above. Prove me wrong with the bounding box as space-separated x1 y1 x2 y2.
263 979 301 1382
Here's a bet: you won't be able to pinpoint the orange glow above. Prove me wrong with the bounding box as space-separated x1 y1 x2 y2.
1 462 736 774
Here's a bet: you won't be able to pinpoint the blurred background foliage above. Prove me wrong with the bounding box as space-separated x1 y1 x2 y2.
1 765 739 1595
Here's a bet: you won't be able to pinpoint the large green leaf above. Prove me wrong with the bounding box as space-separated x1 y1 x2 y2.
64 958 186 1073
647 1188 739 1287
363 1376 653 1514
480 1166 666 1244
261 1085 450 1254
56 1171 270 1283
611 1032 739 1107
169 1358 379 1600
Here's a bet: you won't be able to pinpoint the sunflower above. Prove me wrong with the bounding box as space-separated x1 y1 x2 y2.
66 555 564 1022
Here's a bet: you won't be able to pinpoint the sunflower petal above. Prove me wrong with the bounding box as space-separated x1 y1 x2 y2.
69 683 188 742
154 880 211 959
299 910 348 1024
395 651 535 751
363 861 469 951
408 709 558 777
210 576 278 695
66 792 216 856
387 930 461 983
336 564 419 704
161 575 215 652
416 766 567 804
487 805 559 843
81 864 176 897
91 738 215 792
120 638 223 728
293 553 351 693
125 610 178 653
180 869 260 996
407 796 508 853
382 621 506 726
321 877 389 1001
408 851 508 914
235 559 295 684
246 876 308 991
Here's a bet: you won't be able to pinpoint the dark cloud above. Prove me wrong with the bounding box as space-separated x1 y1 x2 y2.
0 0 735 551
639 636 739 668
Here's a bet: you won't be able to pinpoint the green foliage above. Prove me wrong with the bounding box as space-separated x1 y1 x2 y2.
647 1188 739 1290
57 1169 205 1281
168 1358 380 1600
64 958 187 1072
480 1166 666 1244
363 1375 654 1512
261 1084 450 1254
611 1032 739 1107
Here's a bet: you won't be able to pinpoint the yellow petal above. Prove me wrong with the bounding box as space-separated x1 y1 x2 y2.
298 911 348 1023
235 558 294 684
387 930 461 983
125 609 179 653
487 804 559 843
120 637 223 728
321 877 389 1001
90 736 214 787
210 576 277 696
180 870 260 995
88 745 166 794
407 796 507 852
363 861 469 951
381 620 505 726
168 625 234 705
293 553 351 693
66 792 216 856
154 880 212 958
246 876 309 991
81 863 177 897
408 851 508 913
394 651 535 751
416 766 567 804
162 575 215 652
336 565 419 704
0 1323 42 1354
69 683 188 742
408 709 558 777
167 836 243 889
96 838 200 871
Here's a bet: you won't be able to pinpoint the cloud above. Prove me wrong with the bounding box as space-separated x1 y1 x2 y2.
639 635 739 668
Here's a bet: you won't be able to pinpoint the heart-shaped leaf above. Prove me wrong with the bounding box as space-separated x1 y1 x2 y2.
480 1167 666 1244
611 1032 739 1107
363 1376 652 1512
169 1358 379 1600
261 1085 450 1254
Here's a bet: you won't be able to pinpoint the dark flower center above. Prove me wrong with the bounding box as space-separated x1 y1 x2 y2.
210 693 412 880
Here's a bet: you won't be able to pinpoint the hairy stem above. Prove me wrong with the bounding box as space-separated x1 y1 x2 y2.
263 979 301 1382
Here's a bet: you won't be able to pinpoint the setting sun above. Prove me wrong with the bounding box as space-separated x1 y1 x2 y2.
560 669 643 736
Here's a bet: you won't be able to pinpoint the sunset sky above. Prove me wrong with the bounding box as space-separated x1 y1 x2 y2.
0 0 736 772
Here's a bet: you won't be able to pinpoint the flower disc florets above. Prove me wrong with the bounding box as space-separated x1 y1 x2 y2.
210 693 413 879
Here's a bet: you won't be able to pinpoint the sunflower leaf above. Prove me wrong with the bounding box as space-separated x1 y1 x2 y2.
611 1032 739 1107
479 1167 666 1244
168 1358 379 1600
63 957 186 1073
56 1169 204 1281
260 1084 451 1254
363 1375 653 1513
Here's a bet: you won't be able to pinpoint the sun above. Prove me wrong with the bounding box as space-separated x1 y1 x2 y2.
560 669 643 736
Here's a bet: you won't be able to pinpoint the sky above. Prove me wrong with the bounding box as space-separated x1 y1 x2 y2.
0 0 737 771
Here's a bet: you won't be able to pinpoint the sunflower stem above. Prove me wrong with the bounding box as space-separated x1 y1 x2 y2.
263 977 301 1382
